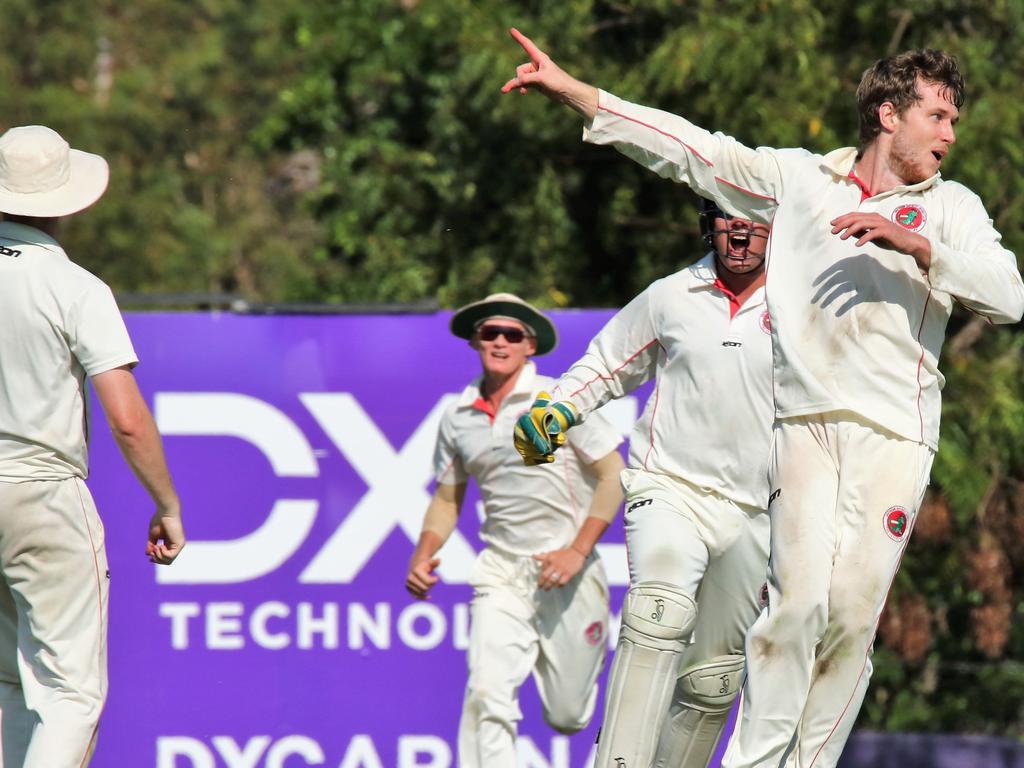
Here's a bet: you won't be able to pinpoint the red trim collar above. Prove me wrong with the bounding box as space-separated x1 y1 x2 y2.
472 396 497 424
713 277 742 319
848 169 872 202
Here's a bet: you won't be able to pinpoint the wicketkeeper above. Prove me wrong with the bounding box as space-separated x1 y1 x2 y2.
514 199 775 768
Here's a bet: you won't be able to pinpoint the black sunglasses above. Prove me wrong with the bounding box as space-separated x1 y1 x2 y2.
477 325 531 343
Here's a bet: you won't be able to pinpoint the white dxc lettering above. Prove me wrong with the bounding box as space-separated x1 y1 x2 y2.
154 392 635 586
153 392 475 584
298 393 476 583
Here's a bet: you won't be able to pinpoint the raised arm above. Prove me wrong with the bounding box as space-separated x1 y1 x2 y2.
585 92 783 225
501 28 782 225
500 28 599 120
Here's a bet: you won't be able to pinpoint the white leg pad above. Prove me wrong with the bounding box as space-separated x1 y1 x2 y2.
595 582 697 768
654 653 745 768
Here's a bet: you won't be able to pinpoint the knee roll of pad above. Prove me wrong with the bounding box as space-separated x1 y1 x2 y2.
653 657 745 768
677 653 745 713
620 582 697 651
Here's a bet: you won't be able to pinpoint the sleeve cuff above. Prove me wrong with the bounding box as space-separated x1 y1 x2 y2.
85 353 140 377
582 89 615 141
925 235 954 288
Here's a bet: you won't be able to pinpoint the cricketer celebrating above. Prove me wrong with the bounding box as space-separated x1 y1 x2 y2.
502 30 1024 768
513 199 773 768
405 293 625 768
0 126 185 766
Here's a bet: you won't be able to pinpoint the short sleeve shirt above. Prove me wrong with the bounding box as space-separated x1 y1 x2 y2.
433 362 623 556
0 222 138 481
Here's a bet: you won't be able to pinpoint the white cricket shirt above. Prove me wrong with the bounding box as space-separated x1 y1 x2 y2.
0 222 138 481
586 91 1024 449
550 254 774 509
435 362 623 556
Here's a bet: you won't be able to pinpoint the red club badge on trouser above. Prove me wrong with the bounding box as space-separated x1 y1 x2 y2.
584 621 605 646
884 506 910 541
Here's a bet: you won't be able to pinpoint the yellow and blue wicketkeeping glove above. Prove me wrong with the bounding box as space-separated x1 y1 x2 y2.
513 391 579 466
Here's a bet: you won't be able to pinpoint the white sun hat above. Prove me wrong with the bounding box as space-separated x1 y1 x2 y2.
0 125 109 217
451 292 558 355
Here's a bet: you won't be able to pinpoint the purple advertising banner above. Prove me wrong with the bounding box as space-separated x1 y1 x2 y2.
88 310 646 768
78 310 1024 768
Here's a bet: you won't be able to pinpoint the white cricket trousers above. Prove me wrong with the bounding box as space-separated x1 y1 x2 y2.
722 412 933 768
0 478 109 768
602 470 768 766
458 546 609 768
619 469 769 644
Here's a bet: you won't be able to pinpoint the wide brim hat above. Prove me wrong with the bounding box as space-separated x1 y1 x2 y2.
0 126 109 217
450 292 558 356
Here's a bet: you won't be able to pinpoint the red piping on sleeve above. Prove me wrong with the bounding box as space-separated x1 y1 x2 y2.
567 339 661 399
597 105 780 204
599 106 714 167
914 285 934 444
642 378 663 471
437 454 459 484
714 175 778 203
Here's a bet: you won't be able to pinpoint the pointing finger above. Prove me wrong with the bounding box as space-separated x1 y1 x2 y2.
509 27 545 64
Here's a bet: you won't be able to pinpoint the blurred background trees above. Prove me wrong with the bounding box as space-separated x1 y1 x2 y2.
1 0 1022 738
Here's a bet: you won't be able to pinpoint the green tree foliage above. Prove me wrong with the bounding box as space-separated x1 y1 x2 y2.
0 0 325 299
1 0 1023 737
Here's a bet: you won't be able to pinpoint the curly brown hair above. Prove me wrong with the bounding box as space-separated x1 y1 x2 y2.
856 49 965 147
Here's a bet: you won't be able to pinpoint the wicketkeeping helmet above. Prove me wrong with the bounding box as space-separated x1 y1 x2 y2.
698 197 727 248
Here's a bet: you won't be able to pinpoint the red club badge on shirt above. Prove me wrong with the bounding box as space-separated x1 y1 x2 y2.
759 310 772 334
584 621 605 646
891 204 927 232
884 506 910 541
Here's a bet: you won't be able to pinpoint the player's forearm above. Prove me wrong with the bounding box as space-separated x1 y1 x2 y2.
578 452 626 545
909 235 931 271
410 530 445 566
927 205 1024 323
569 516 611 557
412 484 464 564
92 367 180 513
559 79 599 121
110 416 180 513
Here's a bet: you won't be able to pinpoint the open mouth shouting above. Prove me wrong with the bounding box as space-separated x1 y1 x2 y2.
727 230 752 258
